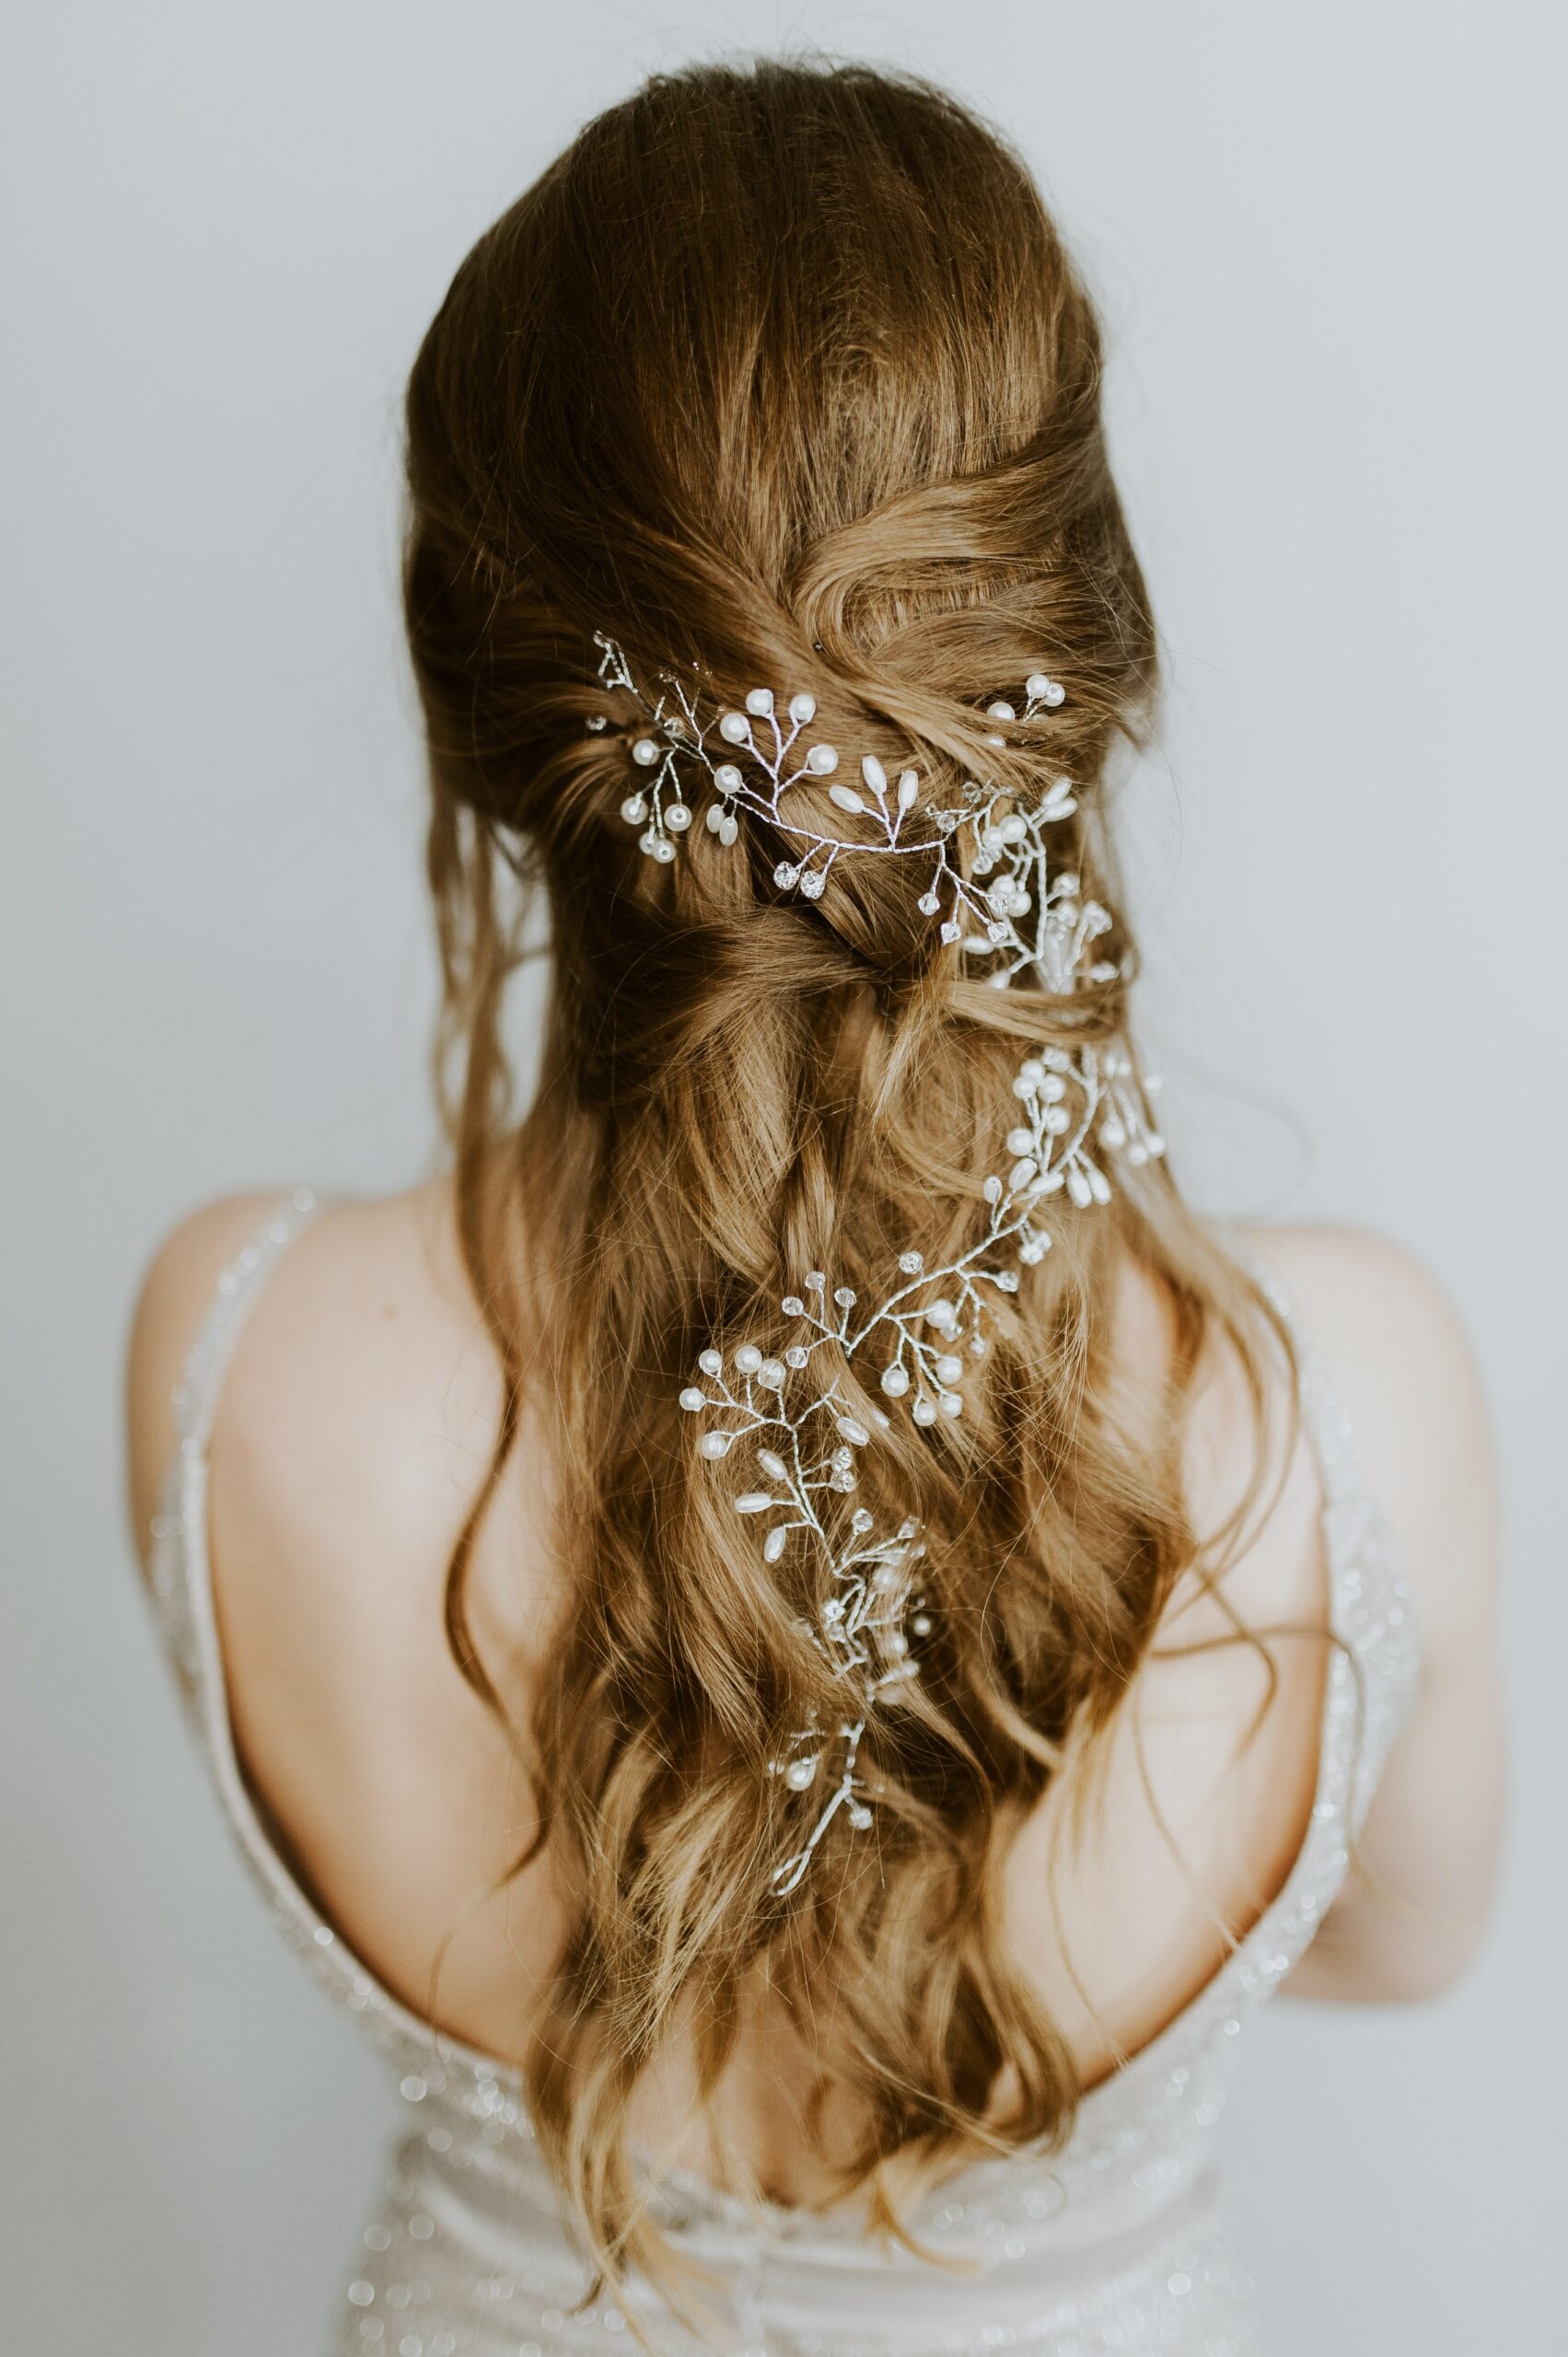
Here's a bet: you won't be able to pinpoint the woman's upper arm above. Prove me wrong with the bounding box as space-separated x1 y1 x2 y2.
1254 1223 1506 2000
123 1193 285 1575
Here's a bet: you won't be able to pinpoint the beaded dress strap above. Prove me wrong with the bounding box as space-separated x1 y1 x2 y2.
149 1187 519 2090
155 1189 325 1783
1246 1259 1365 1515
150 1193 355 1969
1235 1239 1423 1829
169 1190 324 1452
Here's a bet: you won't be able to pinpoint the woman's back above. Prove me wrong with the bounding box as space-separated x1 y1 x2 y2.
127 1184 1486 2207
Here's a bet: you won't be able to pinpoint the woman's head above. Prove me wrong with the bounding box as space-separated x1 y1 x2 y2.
402 56 1265 2319
405 56 1156 947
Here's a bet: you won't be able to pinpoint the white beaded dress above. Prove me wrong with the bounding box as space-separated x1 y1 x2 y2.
147 1193 1421 2357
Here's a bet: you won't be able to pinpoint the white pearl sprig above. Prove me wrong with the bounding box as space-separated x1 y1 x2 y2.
593 632 1164 1889
594 632 1072 963
679 1044 1164 1894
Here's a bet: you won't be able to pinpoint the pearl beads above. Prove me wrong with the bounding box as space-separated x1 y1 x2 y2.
590 632 1169 1893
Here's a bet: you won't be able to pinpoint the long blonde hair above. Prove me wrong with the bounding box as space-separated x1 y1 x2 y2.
403 55 1280 2305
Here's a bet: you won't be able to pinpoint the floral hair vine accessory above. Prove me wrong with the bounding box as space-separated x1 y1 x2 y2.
590 633 1166 1895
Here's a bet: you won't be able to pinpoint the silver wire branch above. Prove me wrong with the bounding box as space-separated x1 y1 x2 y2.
595 632 1166 1891
595 630 1084 960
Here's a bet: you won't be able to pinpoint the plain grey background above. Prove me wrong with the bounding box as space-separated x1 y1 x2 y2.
3 3 1562 2351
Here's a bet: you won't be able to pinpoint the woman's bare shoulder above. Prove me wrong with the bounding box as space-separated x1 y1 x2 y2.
124 1178 496 1571
1239 1218 1473 1346
1233 1220 1501 1657
126 1190 298 1556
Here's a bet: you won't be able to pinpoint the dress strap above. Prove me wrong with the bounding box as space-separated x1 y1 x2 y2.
1229 1233 1423 1832
1243 1256 1366 1516
169 1189 324 1457
152 1190 326 1738
150 1190 393 2020
147 1184 524 2091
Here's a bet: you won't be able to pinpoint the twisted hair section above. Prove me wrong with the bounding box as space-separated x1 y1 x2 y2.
403 58 1286 2315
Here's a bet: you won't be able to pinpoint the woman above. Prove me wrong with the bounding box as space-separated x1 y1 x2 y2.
125 60 1504 2357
